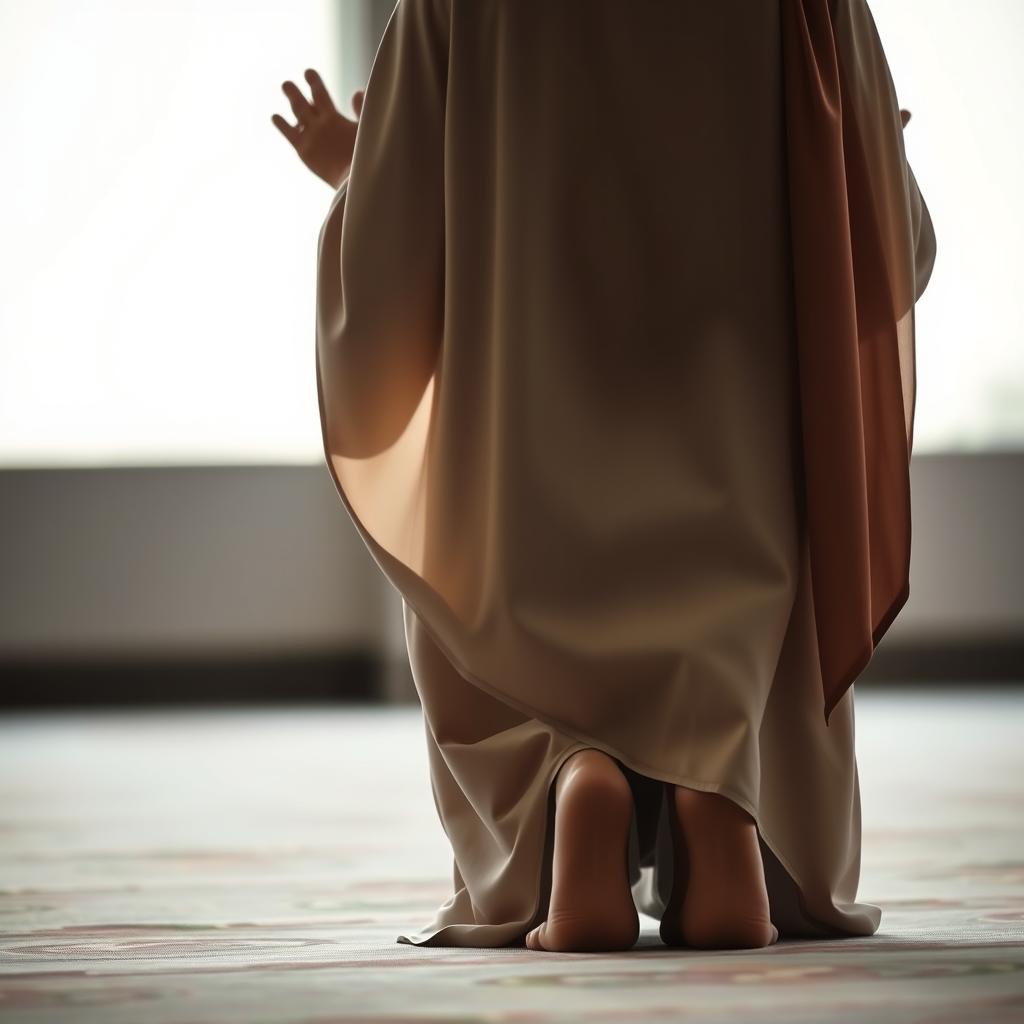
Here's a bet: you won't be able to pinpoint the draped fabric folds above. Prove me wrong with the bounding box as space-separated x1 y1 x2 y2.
780 0 936 723
313 0 937 948
315 0 936 729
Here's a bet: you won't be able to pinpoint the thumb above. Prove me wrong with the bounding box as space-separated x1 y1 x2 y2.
352 90 365 119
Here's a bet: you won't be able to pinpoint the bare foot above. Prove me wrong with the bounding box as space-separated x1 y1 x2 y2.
659 786 779 950
525 749 639 952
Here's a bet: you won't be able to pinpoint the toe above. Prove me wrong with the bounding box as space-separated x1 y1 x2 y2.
525 925 545 951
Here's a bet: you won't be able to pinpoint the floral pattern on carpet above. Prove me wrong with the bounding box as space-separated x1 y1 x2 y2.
1 689 1022 1022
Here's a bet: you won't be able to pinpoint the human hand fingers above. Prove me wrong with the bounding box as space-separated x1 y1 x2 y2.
304 68 338 116
282 79 316 125
271 112 302 149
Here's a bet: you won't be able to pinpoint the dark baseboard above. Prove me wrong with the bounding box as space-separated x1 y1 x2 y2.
857 635 1024 684
0 649 382 709
0 637 1020 710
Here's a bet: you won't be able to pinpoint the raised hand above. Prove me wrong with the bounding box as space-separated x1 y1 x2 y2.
272 69 365 189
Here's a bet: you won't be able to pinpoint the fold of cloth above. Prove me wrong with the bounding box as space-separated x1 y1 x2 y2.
780 0 937 724
313 0 938 829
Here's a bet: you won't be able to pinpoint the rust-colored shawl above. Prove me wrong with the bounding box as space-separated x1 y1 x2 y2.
780 0 936 723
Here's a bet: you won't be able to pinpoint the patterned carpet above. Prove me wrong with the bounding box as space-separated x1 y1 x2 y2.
1 687 1022 1023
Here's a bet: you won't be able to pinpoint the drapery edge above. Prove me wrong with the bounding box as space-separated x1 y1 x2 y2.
780 0 931 728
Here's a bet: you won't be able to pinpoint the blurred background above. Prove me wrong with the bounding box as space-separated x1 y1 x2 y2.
0 0 1021 707
1 3 1023 1018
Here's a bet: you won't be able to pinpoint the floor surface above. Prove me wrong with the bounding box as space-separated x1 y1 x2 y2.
1 687 1022 1022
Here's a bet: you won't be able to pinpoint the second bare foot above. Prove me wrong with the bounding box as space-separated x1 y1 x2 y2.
660 785 778 950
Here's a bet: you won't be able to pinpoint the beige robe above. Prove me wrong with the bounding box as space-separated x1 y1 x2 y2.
314 0 937 946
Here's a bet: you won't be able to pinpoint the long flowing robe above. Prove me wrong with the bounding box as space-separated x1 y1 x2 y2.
314 0 937 946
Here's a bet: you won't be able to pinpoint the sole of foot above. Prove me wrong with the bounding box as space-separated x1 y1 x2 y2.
659 785 779 950
525 749 640 952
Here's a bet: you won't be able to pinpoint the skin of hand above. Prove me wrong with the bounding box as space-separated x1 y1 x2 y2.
272 69 365 189
901 108 912 128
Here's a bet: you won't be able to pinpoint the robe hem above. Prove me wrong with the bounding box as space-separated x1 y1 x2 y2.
389 597 879 948
316 324 879 949
394 737 592 948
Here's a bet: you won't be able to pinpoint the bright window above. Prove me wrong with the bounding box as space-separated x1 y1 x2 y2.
871 0 1024 452
0 0 346 466
0 0 1019 466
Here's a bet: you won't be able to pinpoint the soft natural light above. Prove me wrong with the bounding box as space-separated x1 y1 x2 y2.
0 0 1020 466
0 0 346 466
870 0 1024 452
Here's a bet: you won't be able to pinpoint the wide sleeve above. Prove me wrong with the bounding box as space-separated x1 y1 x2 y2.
315 0 450 460
907 157 937 302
